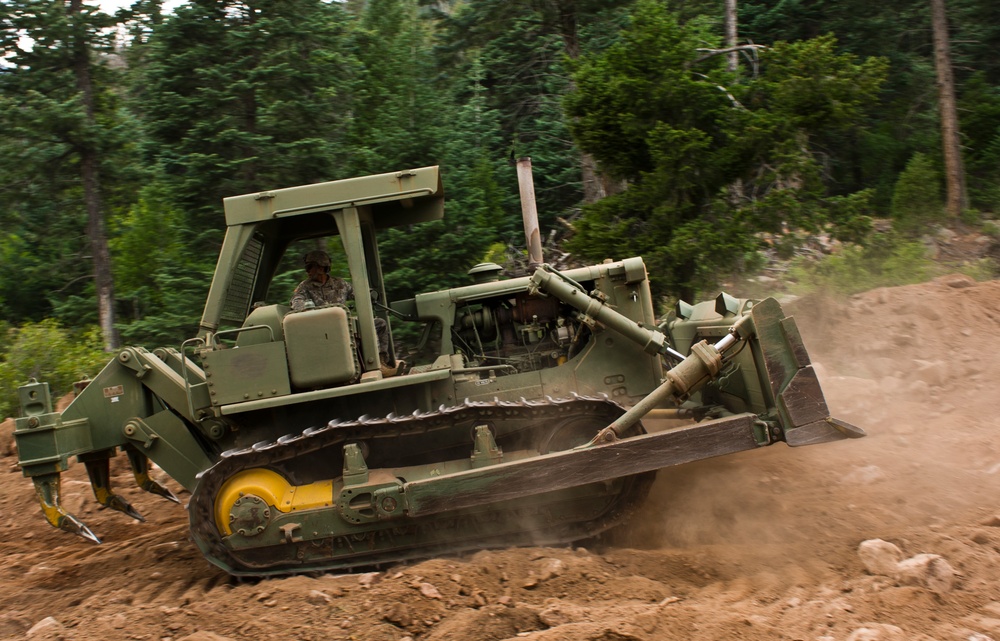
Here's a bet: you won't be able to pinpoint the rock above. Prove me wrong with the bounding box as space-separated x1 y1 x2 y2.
858 539 903 575
358 572 381 588
307 590 333 605
846 623 905 640
383 602 412 627
895 553 955 593
936 227 958 243
0 417 15 457
111 613 127 629
982 515 1000 527
537 558 563 582
26 617 64 639
939 273 975 289
419 582 442 599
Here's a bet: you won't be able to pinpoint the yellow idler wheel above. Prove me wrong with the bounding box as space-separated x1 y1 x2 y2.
214 469 334 536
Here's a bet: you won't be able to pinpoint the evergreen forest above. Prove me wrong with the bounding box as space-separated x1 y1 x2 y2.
2 0 999 411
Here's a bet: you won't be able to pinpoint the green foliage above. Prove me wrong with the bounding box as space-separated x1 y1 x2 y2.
0 321 109 419
436 0 631 225
958 73 1000 210
0 0 135 326
788 233 936 296
2 0 1000 363
740 0 940 214
135 0 360 227
890 153 945 235
116 263 214 347
789 229 998 296
346 0 444 174
108 185 216 346
564 1 887 299
377 60 509 347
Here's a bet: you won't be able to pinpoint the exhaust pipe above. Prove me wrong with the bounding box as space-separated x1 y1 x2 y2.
516 157 544 269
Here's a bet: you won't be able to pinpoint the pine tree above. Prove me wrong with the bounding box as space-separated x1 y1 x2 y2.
134 0 360 229
565 1 887 299
436 0 632 216
0 0 125 348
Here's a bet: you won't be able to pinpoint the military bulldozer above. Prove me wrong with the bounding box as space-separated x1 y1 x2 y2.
13 165 863 577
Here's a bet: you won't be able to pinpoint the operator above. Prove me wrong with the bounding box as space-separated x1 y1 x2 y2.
290 250 403 377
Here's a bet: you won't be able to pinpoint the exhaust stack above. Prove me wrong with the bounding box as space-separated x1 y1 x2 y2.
516 157 544 269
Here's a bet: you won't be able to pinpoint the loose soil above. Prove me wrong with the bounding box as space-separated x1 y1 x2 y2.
3 275 1000 641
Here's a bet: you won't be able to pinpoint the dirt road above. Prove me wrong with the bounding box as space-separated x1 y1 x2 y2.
3 275 1000 641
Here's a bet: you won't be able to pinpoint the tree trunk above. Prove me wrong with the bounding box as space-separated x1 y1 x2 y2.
555 0 622 203
725 0 738 73
930 0 967 218
70 0 119 350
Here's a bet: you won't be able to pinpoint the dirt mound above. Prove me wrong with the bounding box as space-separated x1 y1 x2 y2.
2 276 1000 641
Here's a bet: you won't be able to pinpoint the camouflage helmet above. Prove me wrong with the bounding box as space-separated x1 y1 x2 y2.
303 250 331 269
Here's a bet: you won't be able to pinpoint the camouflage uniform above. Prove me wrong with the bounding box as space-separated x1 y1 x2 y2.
290 277 354 311
289 275 390 355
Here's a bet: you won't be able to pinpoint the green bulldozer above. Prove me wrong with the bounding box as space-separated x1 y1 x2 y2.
13 164 863 576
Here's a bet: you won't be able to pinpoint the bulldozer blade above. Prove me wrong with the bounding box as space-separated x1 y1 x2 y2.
785 416 866 446
405 413 770 517
32 474 102 544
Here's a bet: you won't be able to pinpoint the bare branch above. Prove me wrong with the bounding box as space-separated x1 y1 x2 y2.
691 73 745 109
693 44 766 65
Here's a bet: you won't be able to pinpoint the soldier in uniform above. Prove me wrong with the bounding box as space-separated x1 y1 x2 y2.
290 250 403 377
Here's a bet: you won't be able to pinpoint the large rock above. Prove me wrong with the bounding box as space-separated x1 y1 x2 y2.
26 617 64 639
895 554 956 594
858 539 956 594
858 539 903 575
1 417 15 457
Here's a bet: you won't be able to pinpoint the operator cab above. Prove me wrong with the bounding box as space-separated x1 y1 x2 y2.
196 168 443 395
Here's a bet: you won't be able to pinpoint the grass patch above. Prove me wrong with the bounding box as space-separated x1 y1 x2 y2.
788 232 996 296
